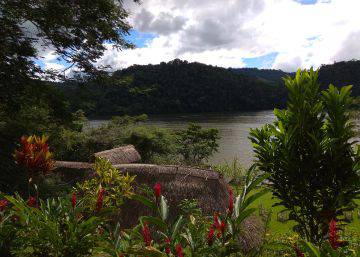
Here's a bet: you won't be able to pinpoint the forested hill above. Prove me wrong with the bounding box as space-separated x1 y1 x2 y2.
59 59 360 117
230 68 292 85
318 60 360 95
61 59 287 117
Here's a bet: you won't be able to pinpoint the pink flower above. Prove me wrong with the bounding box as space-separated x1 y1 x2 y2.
27 196 36 208
175 244 184 257
0 199 8 211
227 187 234 215
71 193 77 208
96 187 105 212
142 221 152 246
154 183 161 198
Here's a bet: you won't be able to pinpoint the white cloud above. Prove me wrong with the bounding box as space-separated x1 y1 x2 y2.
98 0 360 71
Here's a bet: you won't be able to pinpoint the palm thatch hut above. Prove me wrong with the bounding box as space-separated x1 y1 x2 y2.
114 163 264 253
54 161 93 183
93 145 141 165
113 164 227 223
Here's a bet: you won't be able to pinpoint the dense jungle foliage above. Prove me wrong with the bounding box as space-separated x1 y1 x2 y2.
57 59 360 117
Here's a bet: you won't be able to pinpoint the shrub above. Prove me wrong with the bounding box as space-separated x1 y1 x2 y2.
213 158 246 187
1 194 102 257
250 69 360 244
176 123 219 165
74 157 135 215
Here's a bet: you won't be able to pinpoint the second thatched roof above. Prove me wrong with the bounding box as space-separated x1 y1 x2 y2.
93 145 141 165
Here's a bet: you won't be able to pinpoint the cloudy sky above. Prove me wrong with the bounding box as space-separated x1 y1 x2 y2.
42 0 360 72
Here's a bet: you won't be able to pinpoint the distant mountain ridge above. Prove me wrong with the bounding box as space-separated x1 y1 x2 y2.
59 59 360 117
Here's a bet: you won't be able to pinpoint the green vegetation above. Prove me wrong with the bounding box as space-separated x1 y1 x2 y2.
250 69 360 244
59 59 288 116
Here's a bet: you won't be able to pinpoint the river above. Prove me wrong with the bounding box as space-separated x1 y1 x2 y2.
89 110 275 166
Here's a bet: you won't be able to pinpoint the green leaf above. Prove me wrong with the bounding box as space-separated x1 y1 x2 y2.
140 216 167 230
132 194 156 211
160 195 168 221
299 241 321 257
171 215 184 239
241 189 270 211
235 208 256 225
246 173 270 193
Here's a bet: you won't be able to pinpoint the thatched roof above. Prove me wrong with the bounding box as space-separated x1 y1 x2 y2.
93 145 141 165
113 164 228 225
53 161 264 252
54 161 93 184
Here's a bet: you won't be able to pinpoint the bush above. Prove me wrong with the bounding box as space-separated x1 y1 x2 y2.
250 69 360 244
176 123 219 165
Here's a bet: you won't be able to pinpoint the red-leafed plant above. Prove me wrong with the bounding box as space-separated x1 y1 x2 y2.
13 135 54 180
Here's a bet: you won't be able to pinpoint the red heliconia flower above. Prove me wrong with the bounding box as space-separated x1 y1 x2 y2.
0 199 8 211
227 187 234 215
207 226 215 246
96 187 105 212
71 193 77 208
27 196 36 208
175 244 184 257
13 135 54 178
329 219 339 249
219 220 226 237
142 221 152 246
165 237 171 255
293 244 304 257
154 182 161 198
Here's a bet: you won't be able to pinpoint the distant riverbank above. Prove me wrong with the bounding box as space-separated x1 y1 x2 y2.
89 110 275 166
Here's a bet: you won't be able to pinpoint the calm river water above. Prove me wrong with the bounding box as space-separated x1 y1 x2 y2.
89 110 275 166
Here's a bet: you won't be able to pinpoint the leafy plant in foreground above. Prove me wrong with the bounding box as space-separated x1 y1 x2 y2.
99 165 269 256
249 69 360 244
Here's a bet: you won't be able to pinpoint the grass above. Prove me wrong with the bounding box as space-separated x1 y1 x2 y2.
248 187 360 236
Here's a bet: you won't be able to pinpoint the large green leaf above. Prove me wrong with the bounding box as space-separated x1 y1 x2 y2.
160 195 168 221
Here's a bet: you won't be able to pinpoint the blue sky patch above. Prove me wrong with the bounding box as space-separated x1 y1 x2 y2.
243 52 278 69
125 30 157 48
294 0 317 4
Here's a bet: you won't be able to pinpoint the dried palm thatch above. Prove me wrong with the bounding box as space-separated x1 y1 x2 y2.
93 145 141 165
114 164 264 252
238 215 265 254
113 164 228 223
54 161 93 184
54 161 264 251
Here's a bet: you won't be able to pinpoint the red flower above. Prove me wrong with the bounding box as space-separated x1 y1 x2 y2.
219 220 226 237
227 187 234 215
329 219 340 249
96 187 105 212
293 244 304 257
0 199 8 211
98 226 104 235
207 226 215 246
175 244 184 257
154 183 161 198
27 196 36 208
71 193 77 208
165 237 171 255
142 221 152 246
